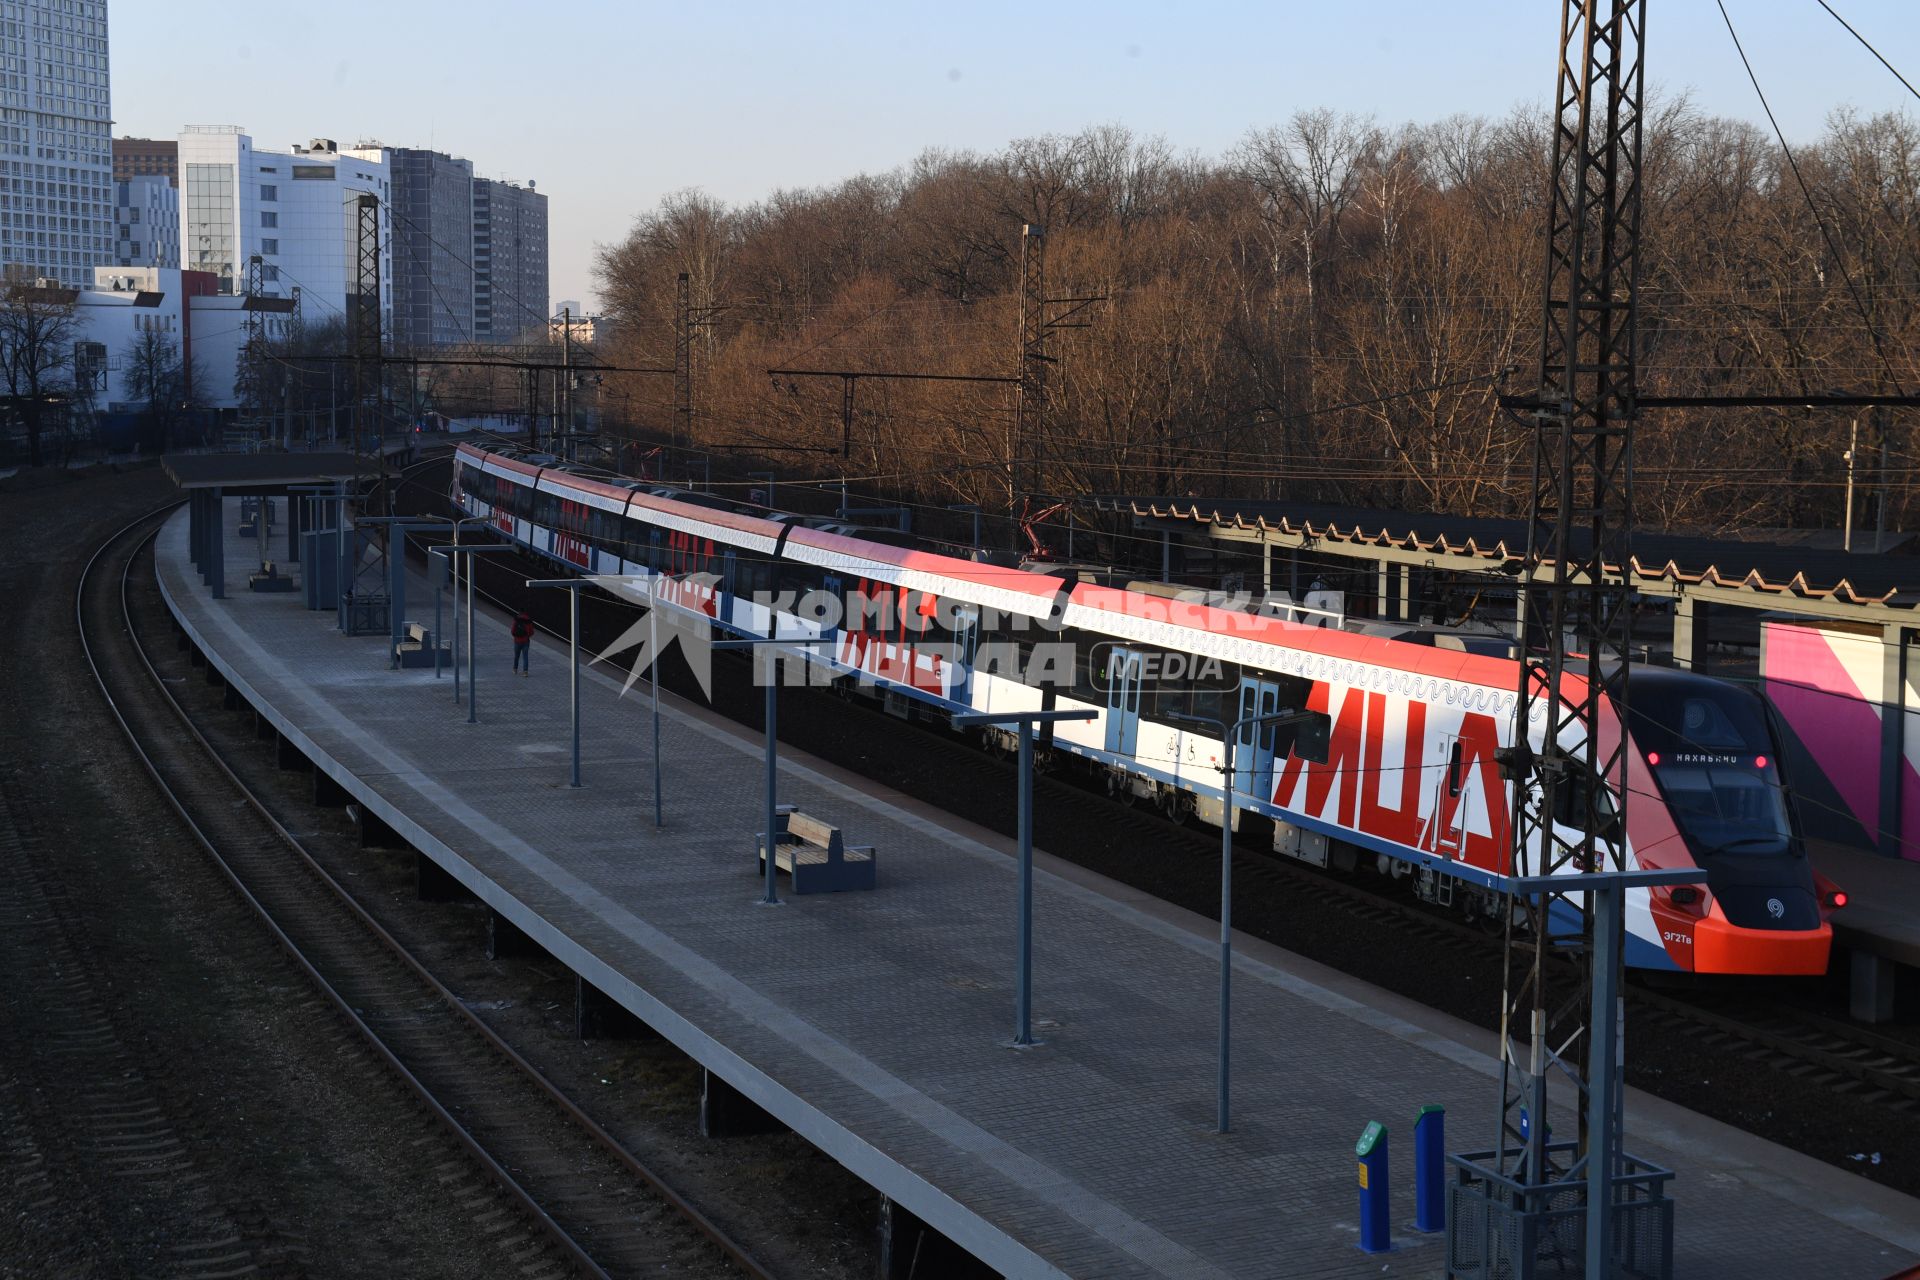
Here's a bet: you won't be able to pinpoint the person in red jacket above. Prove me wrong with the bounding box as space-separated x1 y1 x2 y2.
511 611 534 675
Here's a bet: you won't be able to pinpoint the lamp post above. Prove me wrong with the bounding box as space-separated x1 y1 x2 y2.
711 637 824 906
1166 705 1325 1133
432 543 516 724
647 575 664 828
952 709 1097 1047
437 516 485 690
525 578 592 788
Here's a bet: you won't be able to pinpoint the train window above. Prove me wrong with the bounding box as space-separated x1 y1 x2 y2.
1550 773 1620 836
1187 685 1226 725
622 514 650 565
1447 741 1464 797
1627 681 1775 759
777 560 824 599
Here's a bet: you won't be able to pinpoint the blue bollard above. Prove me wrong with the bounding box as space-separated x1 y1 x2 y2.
1415 1104 1445 1233
1357 1121 1391 1253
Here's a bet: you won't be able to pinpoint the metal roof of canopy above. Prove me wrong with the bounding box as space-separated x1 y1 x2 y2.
162 452 375 492
1093 495 1920 624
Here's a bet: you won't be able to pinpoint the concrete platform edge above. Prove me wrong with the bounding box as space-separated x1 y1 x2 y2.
156 524 1072 1280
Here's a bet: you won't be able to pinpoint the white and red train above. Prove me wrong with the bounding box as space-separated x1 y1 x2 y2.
452 441 1841 976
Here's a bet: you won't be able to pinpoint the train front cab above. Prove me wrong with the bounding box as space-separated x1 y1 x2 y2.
1625 668 1836 976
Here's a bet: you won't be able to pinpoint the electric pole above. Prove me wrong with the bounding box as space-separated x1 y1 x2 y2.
242 254 266 439
1012 224 1046 513
1007 224 1105 528
561 305 573 449
347 193 386 510
1468 4 1673 1278
675 272 693 453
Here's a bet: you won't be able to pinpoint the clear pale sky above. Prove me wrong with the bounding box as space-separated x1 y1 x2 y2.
110 2 1919 315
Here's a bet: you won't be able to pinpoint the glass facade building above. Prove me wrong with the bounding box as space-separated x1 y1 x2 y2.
183 160 235 289
0 1 114 285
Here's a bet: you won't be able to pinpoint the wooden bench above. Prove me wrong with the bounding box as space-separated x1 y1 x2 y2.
757 805 877 893
392 620 446 669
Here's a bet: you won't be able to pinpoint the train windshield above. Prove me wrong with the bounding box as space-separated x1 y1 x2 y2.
1628 682 1792 856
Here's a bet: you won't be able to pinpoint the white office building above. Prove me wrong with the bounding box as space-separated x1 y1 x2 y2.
71 266 185 411
113 174 177 269
0 0 115 285
178 127 391 331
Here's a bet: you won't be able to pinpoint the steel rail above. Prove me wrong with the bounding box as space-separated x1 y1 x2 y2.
79 505 775 1280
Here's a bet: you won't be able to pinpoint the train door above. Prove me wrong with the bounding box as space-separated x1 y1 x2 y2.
951 605 979 705
1103 647 1144 757
720 550 737 628
1233 676 1282 802
820 573 844 644
1427 734 1468 859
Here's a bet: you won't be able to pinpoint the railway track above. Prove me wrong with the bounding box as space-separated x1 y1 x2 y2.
81 506 773 1280
0 769 309 1278
406 486 1920 1170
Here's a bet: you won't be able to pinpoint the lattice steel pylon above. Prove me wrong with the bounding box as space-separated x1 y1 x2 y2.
1498 0 1644 1234
239 254 267 427
348 194 384 503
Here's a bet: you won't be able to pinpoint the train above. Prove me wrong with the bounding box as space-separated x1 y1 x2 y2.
450 441 1842 976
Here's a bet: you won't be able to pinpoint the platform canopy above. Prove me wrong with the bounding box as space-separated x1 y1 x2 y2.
162 452 375 493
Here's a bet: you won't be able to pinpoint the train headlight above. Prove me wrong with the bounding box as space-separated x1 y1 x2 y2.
1824 890 1849 910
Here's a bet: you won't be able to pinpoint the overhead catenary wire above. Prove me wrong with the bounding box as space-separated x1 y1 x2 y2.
1815 0 1920 106
1715 0 1910 400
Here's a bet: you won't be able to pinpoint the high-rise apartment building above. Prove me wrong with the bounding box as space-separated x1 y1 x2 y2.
388 148 474 348
0 0 114 285
472 177 546 342
177 127 390 328
113 136 177 186
113 175 177 269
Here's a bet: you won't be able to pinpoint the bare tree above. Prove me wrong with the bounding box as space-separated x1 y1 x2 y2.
123 326 196 454
0 283 77 467
1236 110 1382 344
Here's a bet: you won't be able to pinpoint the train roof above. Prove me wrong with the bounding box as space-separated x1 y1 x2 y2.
455 443 1537 694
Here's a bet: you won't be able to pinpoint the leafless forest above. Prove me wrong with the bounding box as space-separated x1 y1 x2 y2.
587 105 1920 537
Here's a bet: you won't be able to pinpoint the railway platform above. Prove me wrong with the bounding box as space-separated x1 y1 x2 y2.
1813 841 1920 1022
158 502 1920 1279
